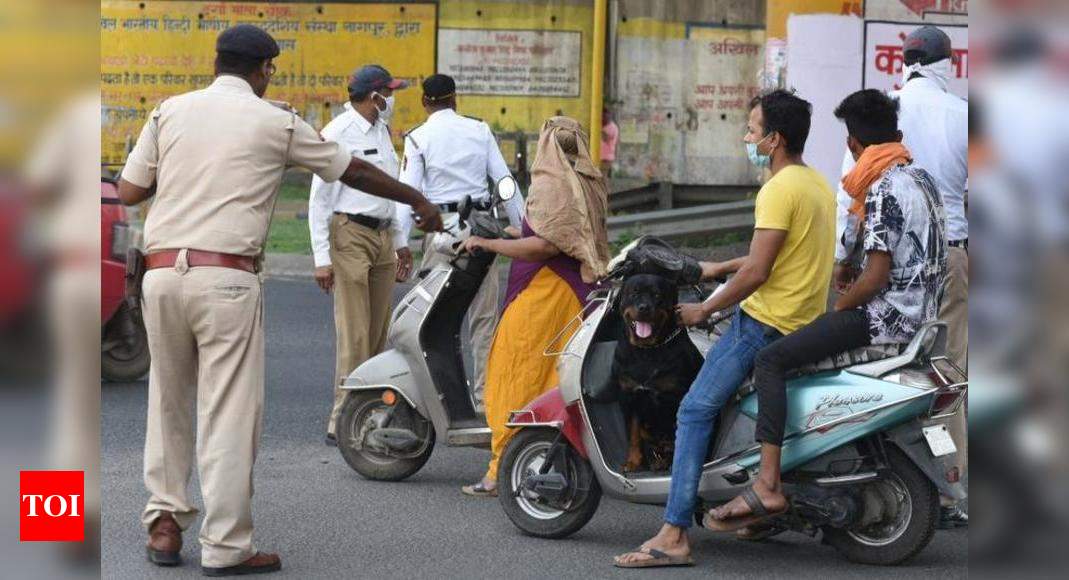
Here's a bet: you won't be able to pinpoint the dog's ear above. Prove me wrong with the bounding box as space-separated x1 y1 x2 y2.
660 278 679 306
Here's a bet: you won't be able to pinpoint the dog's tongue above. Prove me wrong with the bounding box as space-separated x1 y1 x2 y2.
635 321 653 339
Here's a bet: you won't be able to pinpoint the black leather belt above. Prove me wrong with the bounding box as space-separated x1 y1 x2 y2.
949 239 968 250
335 212 391 230
436 199 491 214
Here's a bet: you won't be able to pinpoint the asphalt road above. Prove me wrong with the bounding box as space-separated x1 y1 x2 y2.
102 277 966 579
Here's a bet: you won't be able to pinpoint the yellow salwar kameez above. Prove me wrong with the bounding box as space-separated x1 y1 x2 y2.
483 266 584 481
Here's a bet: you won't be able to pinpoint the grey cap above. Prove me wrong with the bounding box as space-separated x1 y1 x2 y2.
903 26 952 66
216 24 280 60
347 65 408 97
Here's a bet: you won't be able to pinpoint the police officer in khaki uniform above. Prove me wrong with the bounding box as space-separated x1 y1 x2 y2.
117 25 441 576
309 65 410 446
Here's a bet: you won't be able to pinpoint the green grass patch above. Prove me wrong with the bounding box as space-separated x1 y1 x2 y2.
278 181 309 203
266 217 311 254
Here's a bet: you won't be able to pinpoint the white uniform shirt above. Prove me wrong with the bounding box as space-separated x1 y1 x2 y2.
836 76 968 259
309 102 403 267
396 108 524 245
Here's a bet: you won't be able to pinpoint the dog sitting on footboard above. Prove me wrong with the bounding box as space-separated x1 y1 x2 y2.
612 273 703 473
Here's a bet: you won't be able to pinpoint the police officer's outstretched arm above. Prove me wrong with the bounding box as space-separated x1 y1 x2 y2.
339 158 442 233
287 117 443 233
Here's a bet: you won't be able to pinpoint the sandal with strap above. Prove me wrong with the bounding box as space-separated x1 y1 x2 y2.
703 485 788 532
461 481 498 497
613 546 695 568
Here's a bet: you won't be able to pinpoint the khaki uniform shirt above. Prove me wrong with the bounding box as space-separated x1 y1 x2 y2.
122 75 352 256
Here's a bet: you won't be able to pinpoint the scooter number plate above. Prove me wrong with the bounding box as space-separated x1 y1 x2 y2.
922 425 957 457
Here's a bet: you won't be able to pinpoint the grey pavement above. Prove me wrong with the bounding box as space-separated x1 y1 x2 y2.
102 278 966 579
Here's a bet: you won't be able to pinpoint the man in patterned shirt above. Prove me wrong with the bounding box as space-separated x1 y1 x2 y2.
704 89 947 530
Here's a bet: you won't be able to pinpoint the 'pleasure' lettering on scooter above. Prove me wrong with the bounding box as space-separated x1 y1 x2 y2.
815 392 884 411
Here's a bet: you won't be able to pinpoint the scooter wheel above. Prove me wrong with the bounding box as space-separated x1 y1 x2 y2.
823 446 939 565
498 428 601 539
336 392 435 482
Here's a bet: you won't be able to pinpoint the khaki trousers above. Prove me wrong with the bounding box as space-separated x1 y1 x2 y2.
327 215 396 434
939 245 969 497
940 246 968 371
420 230 500 405
141 250 264 568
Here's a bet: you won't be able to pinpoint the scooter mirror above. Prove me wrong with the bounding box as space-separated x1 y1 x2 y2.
457 195 473 228
495 176 518 202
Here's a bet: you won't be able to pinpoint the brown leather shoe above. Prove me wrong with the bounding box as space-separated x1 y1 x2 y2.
145 513 182 566
201 552 282 577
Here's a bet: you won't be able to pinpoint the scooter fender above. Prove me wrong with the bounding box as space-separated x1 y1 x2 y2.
339 348 427 419
885 418 967 501
507 388 589 459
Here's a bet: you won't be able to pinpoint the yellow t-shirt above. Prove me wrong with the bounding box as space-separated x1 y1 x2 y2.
740 165 836 335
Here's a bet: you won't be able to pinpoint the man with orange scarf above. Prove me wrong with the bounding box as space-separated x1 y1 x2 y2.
703 89 948 532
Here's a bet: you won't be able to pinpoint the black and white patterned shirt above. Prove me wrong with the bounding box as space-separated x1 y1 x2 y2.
842 163 948 345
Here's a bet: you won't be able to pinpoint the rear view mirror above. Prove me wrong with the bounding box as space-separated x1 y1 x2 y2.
495 176 518 202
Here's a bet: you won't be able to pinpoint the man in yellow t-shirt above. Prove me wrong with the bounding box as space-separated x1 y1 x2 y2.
615 90 835 568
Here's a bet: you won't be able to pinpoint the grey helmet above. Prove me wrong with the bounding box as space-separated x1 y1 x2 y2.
903 25 952 66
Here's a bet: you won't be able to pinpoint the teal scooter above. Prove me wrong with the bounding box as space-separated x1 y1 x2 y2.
499 238 967 565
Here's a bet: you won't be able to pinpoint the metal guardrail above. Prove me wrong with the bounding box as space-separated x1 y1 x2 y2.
607 200 755 242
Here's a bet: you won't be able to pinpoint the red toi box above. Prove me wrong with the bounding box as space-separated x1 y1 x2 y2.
19 471 85 542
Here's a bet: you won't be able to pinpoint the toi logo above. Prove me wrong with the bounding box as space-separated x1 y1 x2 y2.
19 470 84 542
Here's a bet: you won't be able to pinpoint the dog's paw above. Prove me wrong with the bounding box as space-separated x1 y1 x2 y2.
623 449 644 473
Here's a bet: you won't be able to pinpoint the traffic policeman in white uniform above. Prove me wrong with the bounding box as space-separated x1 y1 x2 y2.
117 25 441 576
395 74 524 409
308 65 410 445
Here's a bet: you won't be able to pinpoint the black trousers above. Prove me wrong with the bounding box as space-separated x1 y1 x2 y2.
753 309 871 446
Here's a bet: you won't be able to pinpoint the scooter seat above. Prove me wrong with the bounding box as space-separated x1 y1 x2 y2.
734 343 904 398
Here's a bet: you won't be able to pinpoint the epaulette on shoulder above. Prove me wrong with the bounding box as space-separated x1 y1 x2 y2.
404 122 425 148
403 122 424 137
265 99 296 113
462 114 484 123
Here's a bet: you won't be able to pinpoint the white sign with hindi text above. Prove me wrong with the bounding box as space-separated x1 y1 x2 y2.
438 28 582 97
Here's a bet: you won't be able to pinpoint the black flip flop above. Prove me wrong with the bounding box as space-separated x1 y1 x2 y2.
613 547 695 568
703 486 787 532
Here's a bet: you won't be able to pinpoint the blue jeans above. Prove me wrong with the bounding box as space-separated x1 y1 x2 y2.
663 308 782 528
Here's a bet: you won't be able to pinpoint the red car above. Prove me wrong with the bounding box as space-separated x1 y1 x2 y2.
101 178 150 381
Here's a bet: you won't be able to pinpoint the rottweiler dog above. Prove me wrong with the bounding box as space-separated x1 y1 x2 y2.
612 274 704 473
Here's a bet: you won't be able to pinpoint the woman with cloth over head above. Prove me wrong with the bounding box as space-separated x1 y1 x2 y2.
459 117 611 496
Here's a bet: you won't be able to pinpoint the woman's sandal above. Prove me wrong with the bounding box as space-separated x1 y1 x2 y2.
613 547 695 568
461 481 498 497
702 485 788 532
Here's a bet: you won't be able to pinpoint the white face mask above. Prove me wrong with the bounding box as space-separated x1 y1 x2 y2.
372 92 395 123
902 57 952 92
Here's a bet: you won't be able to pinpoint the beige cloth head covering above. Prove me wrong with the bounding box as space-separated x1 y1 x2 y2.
525 116 611 283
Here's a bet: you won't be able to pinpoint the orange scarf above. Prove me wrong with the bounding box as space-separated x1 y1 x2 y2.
841 142 912 220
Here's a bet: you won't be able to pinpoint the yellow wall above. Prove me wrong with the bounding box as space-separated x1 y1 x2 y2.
438 1 594 134
100 1 596 163
101 1 436 163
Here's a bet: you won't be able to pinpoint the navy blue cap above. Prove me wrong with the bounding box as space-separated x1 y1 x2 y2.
422 74 456 101
216 24 280 60
348 65 408 97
